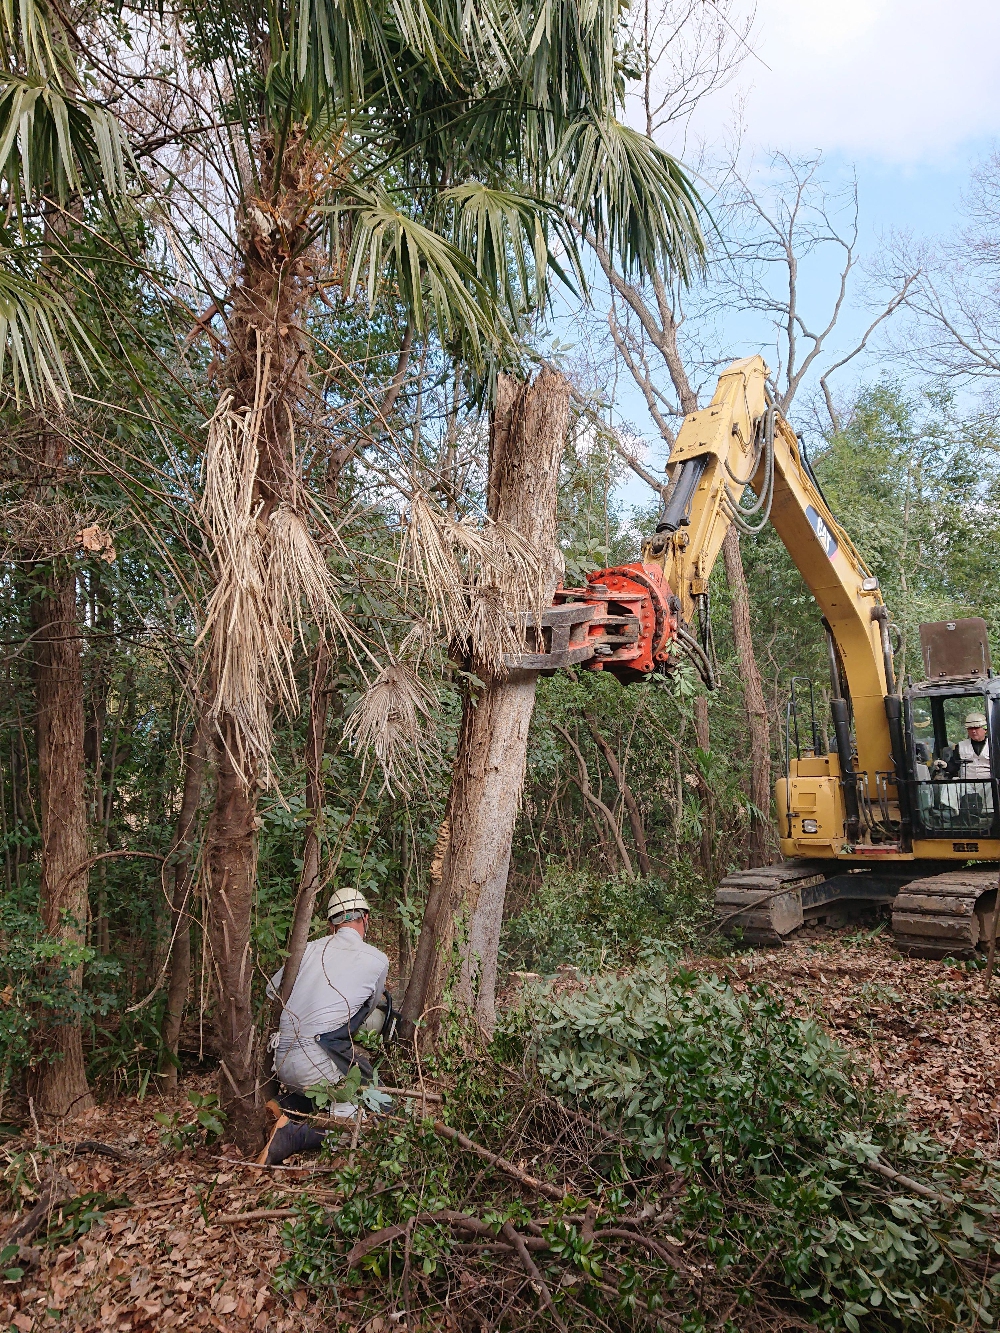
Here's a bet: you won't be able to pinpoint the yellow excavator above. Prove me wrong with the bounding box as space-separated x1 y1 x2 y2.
515 355 999 957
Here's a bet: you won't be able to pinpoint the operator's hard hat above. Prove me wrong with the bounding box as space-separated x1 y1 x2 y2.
965 711 988 728
327 886 371 921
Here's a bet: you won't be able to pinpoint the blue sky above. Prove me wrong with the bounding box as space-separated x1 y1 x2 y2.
590 0 1000 508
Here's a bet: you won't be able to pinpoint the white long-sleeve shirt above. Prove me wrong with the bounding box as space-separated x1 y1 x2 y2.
269 929 389 1070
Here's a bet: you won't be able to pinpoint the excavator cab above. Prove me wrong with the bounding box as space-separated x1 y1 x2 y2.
904 616 996 841
905 687 998 838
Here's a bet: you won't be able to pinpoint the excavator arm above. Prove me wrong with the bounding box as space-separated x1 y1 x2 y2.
517 354 1000 954
521 356 897 826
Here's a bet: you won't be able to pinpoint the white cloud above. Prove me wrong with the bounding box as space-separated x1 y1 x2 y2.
681 0 1000 164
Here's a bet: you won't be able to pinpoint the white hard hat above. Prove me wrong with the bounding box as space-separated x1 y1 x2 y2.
327 886 371 922
965 711 988 728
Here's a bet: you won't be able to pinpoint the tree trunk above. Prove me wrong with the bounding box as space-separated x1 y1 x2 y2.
279 641 331 1004
693 694 715 877
200 133 316 1151
401 368 569 1038
722 527 772 866
28 563 94 1119
205 716 265 1156
159 708 209 1089
584 713 650 876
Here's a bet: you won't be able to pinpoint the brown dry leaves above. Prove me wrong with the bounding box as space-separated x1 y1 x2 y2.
699 930 1000 1155
0 1090 333 1333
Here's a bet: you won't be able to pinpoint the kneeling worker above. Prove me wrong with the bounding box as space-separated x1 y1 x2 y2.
261 887 389 1165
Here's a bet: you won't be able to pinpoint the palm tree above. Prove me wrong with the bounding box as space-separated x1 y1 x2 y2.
171 0 705 1150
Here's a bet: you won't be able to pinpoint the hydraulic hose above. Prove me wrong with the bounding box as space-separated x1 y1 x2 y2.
830 697 861 841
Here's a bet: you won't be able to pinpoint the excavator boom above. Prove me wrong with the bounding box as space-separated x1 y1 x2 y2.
514 356 1000 957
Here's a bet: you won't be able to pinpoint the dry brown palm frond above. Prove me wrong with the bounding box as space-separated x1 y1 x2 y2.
462 583 521 678
196 393 277 778
196 393 367 787
397 492 548 678
396 492 470 640
342 661 438 794
397 617 436 666
265 503 357 653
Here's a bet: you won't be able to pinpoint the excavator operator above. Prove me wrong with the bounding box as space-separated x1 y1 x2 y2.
938 712 991 781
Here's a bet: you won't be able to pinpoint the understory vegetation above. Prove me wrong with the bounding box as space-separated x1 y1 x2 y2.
272 959 1000 1331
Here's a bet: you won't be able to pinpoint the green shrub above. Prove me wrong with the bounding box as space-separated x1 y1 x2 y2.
527 960 1000 1329
0 901 119 1110
501 862 713 975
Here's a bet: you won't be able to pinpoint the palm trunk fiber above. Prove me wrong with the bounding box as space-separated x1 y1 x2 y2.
278 642 332 1006
401 368 569 1040
29 564 94 1118
159 710 209 1088
205 716 264 1155
722 527 771 866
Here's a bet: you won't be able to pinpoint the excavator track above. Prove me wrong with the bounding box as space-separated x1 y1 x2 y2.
891 869 998 959
715 864 835 946
716 863 999 957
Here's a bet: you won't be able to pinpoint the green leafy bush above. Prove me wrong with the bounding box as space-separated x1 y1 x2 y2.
154 1090 226 1149
527 960 1000 1329
0 901 119 1110
501 863 713 975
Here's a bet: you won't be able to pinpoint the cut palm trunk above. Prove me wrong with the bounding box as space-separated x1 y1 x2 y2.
401 369 569 1039
29 563 94 1118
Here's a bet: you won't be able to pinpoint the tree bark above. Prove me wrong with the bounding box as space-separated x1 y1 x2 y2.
555 723 634 876
28 563 94 1119
401 368 569 1038
583 713 650 876
159 708 209 1089
201 132 317 1151
722 527 772 866
279 641 332 1004
205 716 265 1156
693 694 715 877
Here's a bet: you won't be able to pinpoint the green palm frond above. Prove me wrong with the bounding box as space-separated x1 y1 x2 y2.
442 180 581 316
557 116 705 281
0 76 128 207
337 193 513 361
0 260 95 405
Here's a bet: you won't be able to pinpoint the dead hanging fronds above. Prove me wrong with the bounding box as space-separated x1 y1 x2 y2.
197 393 362 787
397 492 547 676
342 661 438 795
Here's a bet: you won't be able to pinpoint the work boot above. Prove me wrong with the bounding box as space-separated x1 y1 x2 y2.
260 1116 327 1166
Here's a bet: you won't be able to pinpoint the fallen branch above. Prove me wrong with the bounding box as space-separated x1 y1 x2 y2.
3 1172 74 1247
62 1141 137 1162
501 1220 568 1333
215 1208 299 1224
594 1227 687 1272
865 1159 955 1206
346 1209 494 1267
431 1121 565 1202
379 1087 443 1103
